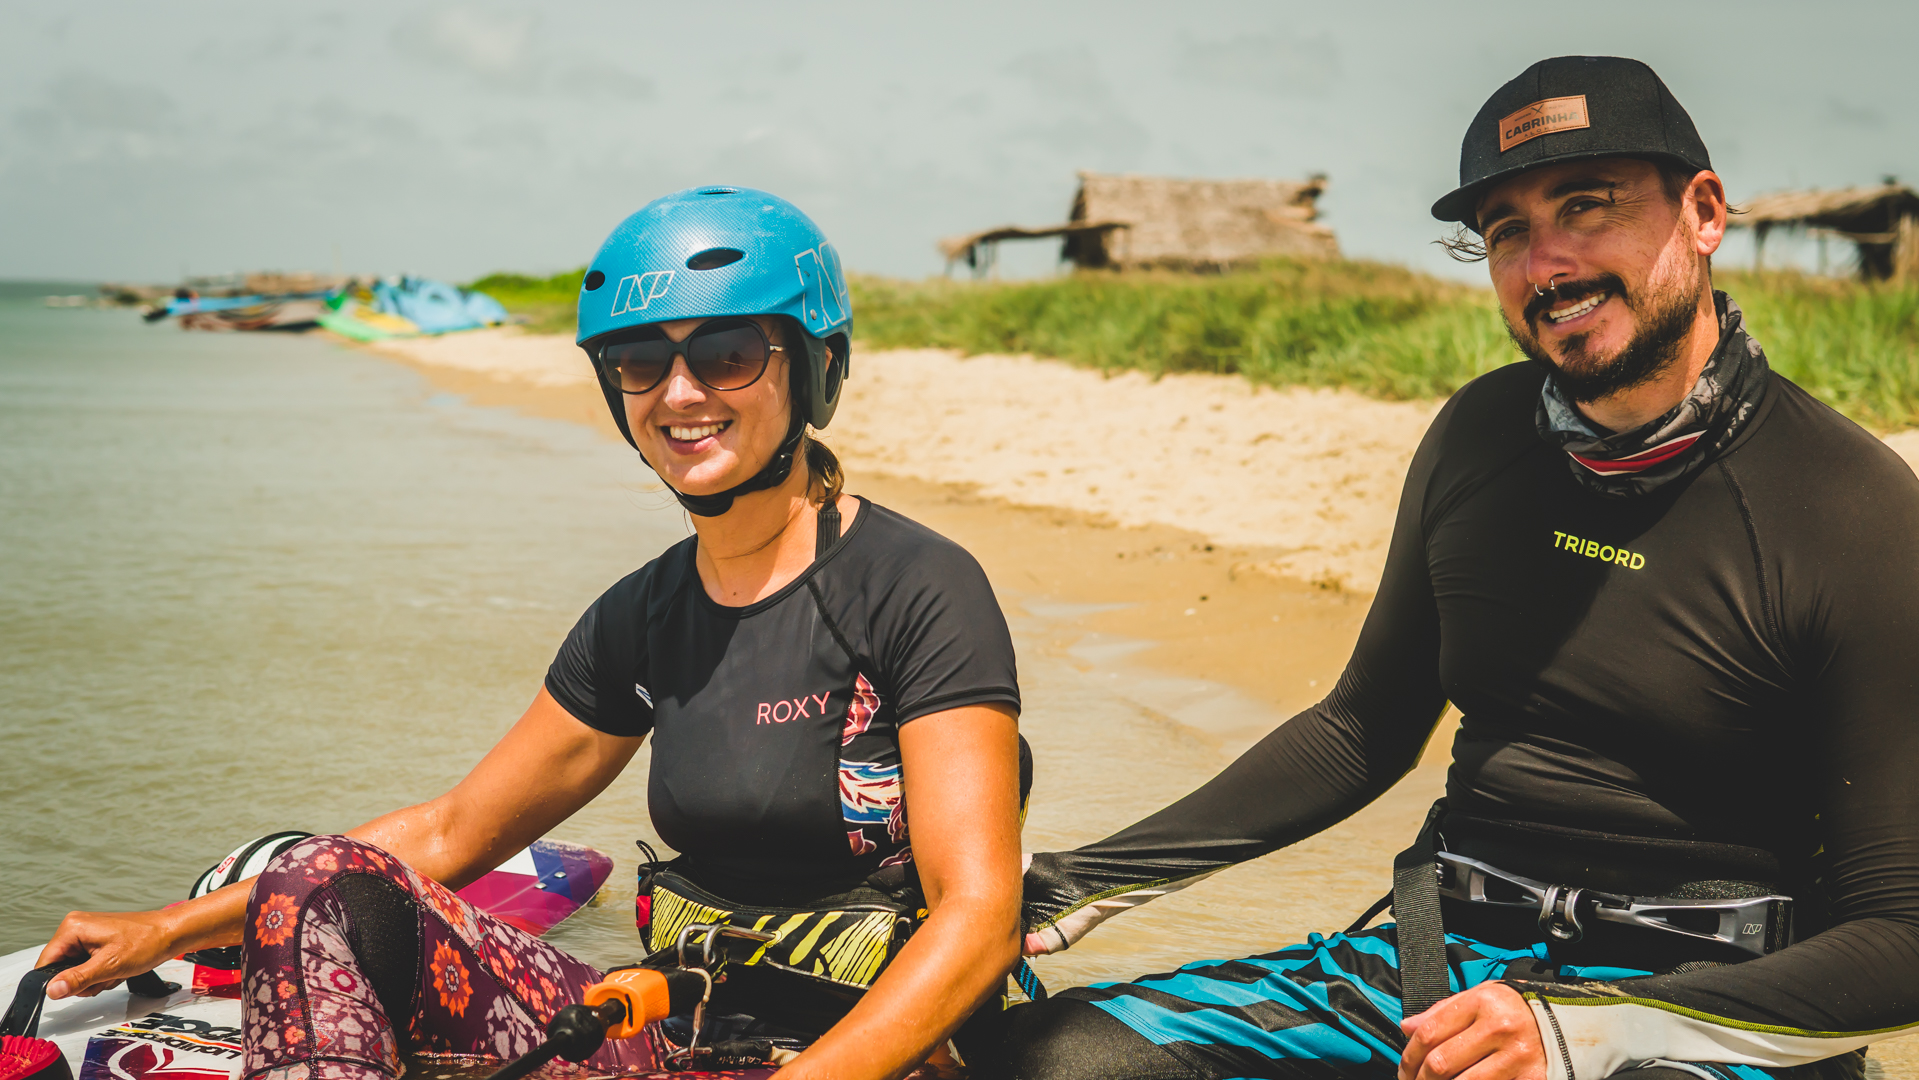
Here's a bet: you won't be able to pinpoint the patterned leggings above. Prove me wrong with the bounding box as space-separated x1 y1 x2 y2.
240 835 663 1080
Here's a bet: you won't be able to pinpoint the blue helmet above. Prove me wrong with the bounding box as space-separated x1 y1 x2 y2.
575 186 853 515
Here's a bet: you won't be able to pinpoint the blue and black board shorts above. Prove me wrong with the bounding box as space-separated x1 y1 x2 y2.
992 927 1861 1080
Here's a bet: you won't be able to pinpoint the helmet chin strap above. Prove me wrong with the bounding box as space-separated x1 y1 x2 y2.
656 415 806 518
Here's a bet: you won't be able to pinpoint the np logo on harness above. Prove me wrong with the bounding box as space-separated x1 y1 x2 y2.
610 271 675 316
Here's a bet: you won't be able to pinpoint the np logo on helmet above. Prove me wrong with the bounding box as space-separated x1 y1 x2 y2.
610 271 675 316
793 244 847 331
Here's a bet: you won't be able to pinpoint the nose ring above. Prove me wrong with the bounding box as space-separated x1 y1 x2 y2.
1533 283 1546 297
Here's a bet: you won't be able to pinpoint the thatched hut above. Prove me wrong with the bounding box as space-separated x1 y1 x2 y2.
940 171 1337 275
1734 183 1919 280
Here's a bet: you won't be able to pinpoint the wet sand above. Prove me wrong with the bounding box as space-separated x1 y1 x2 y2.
356 329 1918 1074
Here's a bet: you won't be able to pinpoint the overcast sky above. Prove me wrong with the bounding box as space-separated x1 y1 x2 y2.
2 1 1912 285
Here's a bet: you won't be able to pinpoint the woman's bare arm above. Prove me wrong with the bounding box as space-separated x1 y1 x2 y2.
777 704 1022 1080
40 687 642 999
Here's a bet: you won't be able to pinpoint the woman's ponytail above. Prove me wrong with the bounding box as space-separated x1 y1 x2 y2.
804 433 845 506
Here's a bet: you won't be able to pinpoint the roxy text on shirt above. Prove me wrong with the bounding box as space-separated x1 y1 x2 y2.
758 693 835 724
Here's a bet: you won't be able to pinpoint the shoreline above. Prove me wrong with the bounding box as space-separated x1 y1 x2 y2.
359 327 1448 588
360 328 1919 582
352 327 1408 737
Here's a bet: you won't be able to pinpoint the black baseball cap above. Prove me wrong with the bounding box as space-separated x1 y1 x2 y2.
1431 56 1712 229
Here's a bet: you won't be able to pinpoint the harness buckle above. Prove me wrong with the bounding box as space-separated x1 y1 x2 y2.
664 923 775 1071
1538 885 1583 942
1435 851 1791 958
673 922 777 972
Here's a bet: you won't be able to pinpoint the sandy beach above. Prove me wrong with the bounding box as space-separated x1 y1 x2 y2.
368 326 1919 587
366 328 1441 588
361 326 1919 734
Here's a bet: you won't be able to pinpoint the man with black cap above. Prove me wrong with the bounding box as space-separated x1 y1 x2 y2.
981 56 1919 1080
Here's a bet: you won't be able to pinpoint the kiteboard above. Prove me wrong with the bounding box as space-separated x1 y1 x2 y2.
0 840 614 1080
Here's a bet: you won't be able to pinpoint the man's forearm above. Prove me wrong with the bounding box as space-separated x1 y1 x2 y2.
1024 695 1444 950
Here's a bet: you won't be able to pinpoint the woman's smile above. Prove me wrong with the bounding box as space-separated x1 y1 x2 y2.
661 420 733 452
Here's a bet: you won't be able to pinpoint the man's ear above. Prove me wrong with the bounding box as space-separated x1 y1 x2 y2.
1688 170 1729 258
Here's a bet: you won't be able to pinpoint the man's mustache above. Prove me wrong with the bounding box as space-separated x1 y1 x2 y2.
1524 274 1628 327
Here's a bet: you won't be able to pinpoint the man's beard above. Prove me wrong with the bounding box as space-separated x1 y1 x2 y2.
1505 269 1704 405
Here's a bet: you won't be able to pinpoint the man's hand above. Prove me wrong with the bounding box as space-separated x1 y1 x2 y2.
37 909 181 1000
1399 983 1548 1080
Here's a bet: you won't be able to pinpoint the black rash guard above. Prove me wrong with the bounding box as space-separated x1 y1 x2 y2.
546 500 1020 904
1025 353 1919 1072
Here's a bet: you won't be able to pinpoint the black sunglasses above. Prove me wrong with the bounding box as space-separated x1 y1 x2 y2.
594 318 783 395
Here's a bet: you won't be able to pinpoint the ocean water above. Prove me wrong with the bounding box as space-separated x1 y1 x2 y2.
0 287 1410 988
0 288 679 961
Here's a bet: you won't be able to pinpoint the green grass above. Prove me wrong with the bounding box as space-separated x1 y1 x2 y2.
467 262 1919 429
1719 271 1919 431
467 269 583 335
852 260 1514 401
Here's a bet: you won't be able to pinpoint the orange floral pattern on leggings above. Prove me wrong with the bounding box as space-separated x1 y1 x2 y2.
239 834 661 1080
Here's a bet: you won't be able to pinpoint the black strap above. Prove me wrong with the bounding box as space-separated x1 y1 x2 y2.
0 960 179 1039
126 971 178 999
1392 800 1452 1017
814 496 841 565
2 960 79 1039
1013 958 1049 1002
669 421 806 518
1345 889 1394 935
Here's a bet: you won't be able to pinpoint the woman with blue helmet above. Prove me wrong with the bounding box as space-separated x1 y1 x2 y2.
36 190 1026 1080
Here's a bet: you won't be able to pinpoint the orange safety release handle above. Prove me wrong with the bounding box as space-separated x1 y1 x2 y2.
582 969 674 1040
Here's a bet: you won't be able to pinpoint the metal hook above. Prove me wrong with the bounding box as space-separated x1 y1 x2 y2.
663 967 716 1071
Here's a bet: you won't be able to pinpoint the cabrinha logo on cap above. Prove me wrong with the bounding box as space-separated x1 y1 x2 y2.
1499 95 1590 152
1431 57 1712 226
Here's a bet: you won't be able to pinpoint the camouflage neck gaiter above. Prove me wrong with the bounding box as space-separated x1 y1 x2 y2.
1536 291 1771 498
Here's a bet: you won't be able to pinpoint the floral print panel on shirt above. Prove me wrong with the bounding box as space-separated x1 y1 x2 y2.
838 673 909 866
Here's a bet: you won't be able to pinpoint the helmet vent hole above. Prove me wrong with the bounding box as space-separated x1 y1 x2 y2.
698 187 739 196
686 247 745 271
582 270 606 291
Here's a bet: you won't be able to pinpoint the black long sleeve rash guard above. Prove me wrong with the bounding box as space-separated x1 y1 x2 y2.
1028 359 1919 1072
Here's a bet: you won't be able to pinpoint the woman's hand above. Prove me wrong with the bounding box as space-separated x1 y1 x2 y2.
38 908 177 999
38 874 255 1000
1399 983 1548 1080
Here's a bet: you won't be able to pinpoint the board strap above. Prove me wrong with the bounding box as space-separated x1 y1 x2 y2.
1392 800 1452 1018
